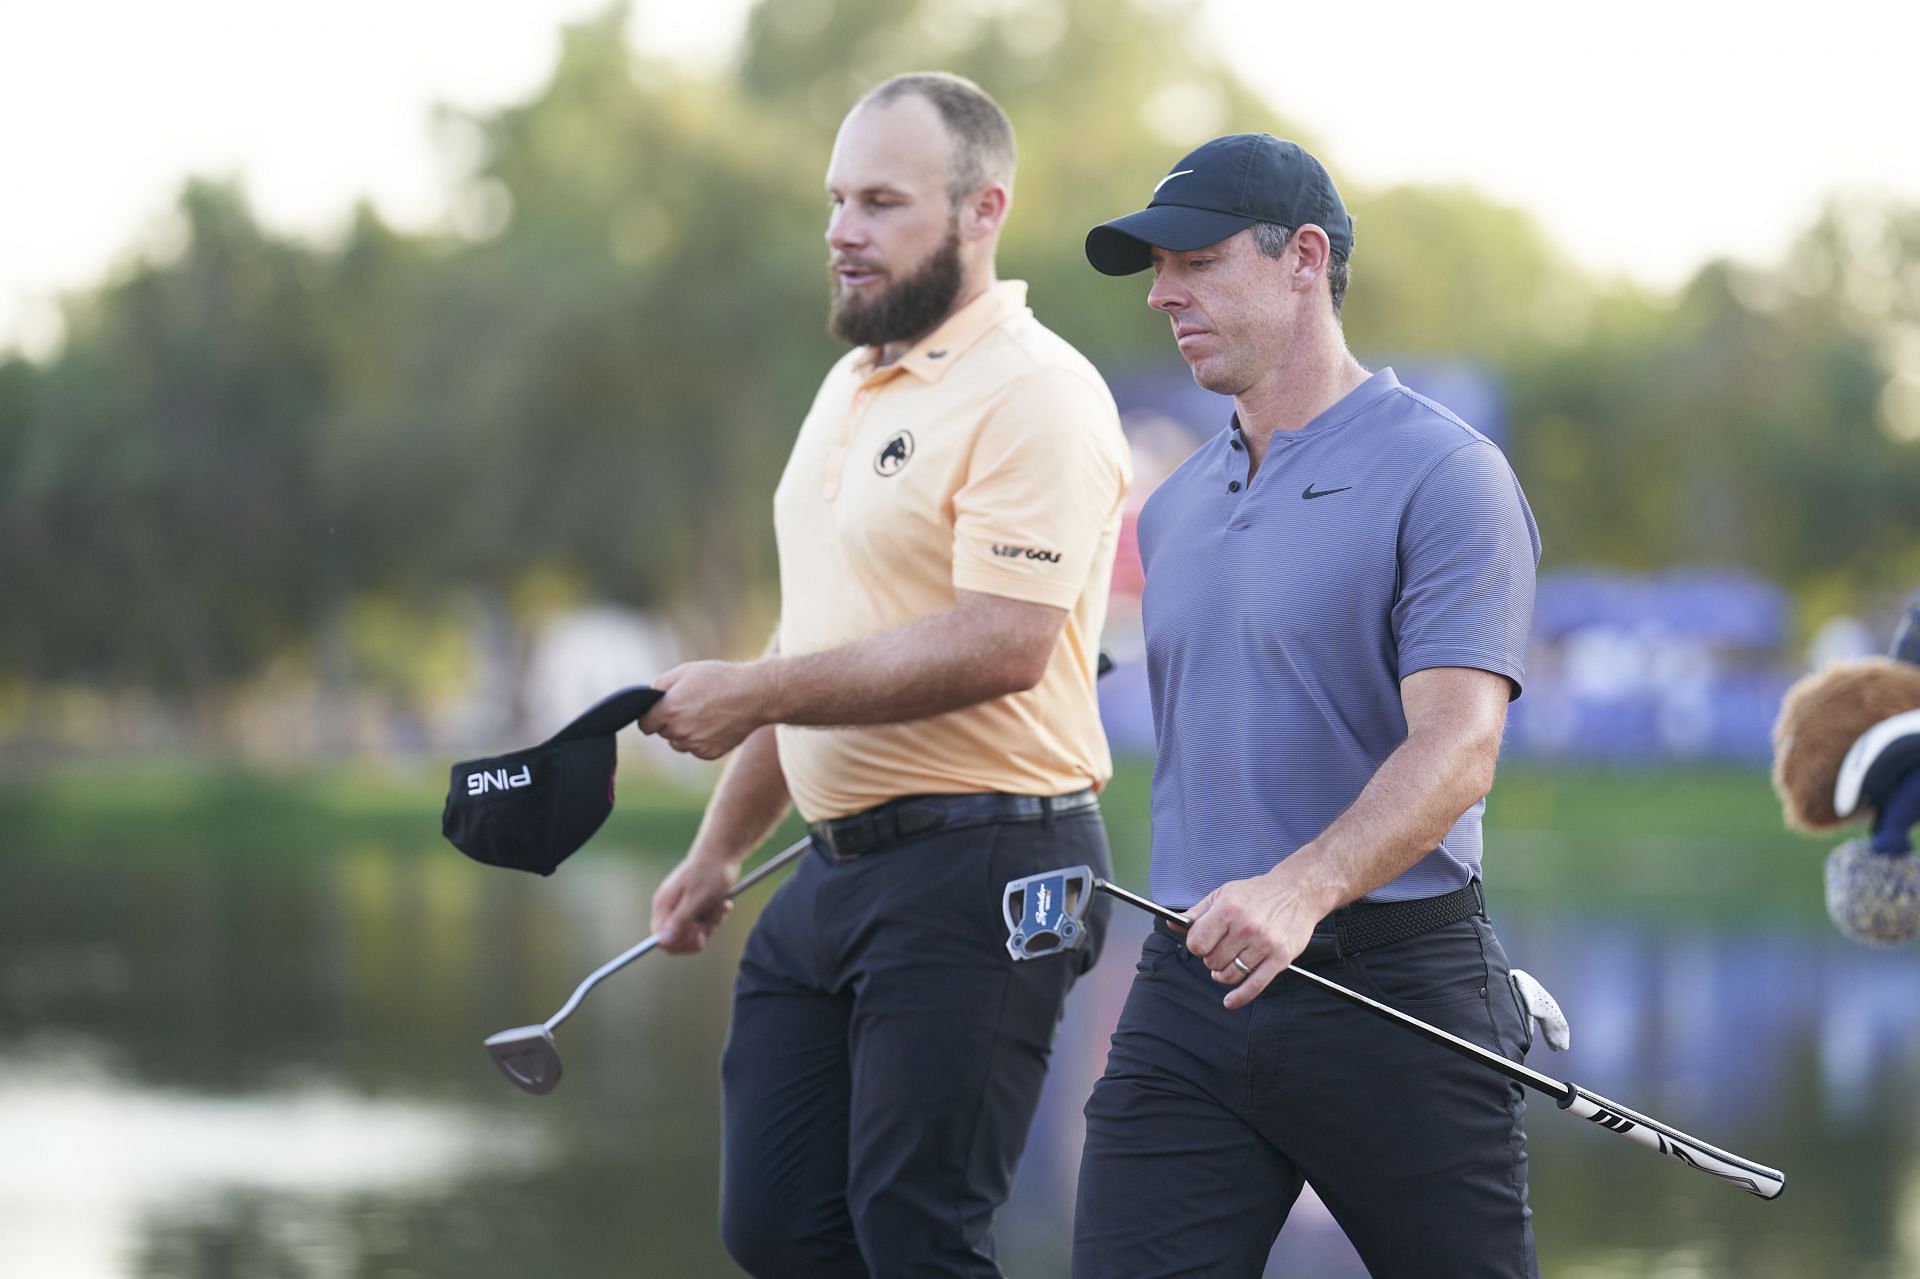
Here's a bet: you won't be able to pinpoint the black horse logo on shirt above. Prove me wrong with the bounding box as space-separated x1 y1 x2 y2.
875 430 915 477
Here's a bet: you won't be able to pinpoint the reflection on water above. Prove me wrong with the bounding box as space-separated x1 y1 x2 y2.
1 1052 549 1278
5 841 1917 1278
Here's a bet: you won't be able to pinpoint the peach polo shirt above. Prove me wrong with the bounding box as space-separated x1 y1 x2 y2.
772 280 1132 821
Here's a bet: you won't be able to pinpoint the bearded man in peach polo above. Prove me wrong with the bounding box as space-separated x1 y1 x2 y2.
637 72 1131 1278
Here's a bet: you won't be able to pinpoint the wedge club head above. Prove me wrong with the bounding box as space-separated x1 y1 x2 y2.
485 1024 563 1094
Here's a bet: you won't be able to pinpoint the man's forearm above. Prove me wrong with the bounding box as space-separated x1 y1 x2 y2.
760 600 1052 728
641 593 1064 760
1278 724 1499 917
687 723 793 868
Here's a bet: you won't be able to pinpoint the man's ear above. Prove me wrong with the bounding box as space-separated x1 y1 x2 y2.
1290 224 1332 294
960 182 1011 242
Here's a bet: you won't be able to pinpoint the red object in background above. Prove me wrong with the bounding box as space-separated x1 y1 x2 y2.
1110 508 1144 600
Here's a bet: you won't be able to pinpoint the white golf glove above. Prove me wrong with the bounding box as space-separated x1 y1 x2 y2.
1509 968 1571 1051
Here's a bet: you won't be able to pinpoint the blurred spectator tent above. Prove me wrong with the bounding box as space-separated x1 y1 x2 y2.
1507 568 1792 764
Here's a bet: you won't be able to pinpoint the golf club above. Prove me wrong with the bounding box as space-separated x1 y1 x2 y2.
485 833 812 1094
1003 867 1787 1200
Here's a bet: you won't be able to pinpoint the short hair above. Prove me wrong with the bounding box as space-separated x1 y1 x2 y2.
1253 220 1350 315
859 72 1017 205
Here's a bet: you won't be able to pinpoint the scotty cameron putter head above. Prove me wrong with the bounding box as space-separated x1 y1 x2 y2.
1002 865 1098 960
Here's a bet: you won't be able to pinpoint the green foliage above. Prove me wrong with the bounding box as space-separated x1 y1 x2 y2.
5 182 337 689
1505 243 1920 583
1341 184 1594 361
0 755 714 859
0 756 1829 927
2 0 1918 706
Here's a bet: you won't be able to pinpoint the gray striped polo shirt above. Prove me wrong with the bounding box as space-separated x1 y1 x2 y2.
1139 367 1540 906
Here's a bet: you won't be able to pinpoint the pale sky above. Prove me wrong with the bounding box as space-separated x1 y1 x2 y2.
6 0 1918 358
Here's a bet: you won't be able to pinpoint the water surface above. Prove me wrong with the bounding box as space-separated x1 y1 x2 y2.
6 839 1914 1278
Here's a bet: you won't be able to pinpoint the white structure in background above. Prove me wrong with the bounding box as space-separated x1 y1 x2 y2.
1807 614 1879 671
524 604 692 775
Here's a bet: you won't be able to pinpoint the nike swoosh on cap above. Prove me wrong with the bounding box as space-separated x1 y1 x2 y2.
1152 169 1195 195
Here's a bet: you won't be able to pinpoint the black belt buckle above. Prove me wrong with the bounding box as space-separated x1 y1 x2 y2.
809 824 843 862
823 812 880 862
811 814 867 863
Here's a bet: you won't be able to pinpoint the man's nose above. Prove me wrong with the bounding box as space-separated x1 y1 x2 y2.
827 205 865 251
1147 271 1185 313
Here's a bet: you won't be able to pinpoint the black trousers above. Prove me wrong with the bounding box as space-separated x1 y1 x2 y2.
719 807 1111 1278
1074 913 1539 1279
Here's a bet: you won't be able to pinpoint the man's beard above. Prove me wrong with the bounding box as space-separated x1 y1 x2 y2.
829 227 964 349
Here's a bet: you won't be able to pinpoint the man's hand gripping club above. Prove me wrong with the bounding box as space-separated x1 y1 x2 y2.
1182 862 1330 1010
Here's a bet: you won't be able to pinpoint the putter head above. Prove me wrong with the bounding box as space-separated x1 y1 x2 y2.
485 1024 563 1095
1003 865 1097 961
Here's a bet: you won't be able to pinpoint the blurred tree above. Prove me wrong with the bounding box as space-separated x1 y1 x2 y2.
4 0 1918 732
1341 184 1596 362
2 182 334 695
1505 234 1920 594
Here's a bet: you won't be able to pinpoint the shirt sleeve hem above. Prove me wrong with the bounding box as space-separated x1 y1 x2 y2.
1398 650 1528 701
951 563 1085 609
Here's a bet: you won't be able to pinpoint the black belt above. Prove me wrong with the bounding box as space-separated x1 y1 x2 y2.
1157 878 1484 960
810 789 1098 863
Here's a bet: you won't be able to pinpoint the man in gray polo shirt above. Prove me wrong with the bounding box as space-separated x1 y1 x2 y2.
1072 134 1543 1277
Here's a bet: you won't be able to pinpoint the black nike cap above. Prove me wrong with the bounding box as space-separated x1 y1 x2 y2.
441 684 662 876
1085 133 1353 276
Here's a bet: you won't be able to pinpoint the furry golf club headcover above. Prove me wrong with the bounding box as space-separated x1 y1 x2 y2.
1773 643 1920 945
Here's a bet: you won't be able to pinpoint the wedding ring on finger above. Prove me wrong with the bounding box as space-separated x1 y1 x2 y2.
1231 955 1253 976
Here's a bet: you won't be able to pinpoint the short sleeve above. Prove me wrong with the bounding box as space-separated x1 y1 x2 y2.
951 368 1131 608
1392 441 1541 698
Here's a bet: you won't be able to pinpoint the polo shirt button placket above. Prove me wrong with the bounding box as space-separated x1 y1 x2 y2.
1226 438 1251 527
826 380 881 500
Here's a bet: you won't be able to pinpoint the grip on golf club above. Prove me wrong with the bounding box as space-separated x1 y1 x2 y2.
1558 1085 1785 1199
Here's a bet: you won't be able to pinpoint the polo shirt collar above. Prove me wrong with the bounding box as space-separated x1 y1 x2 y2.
1229 366 1402 442
855 280 1029 383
